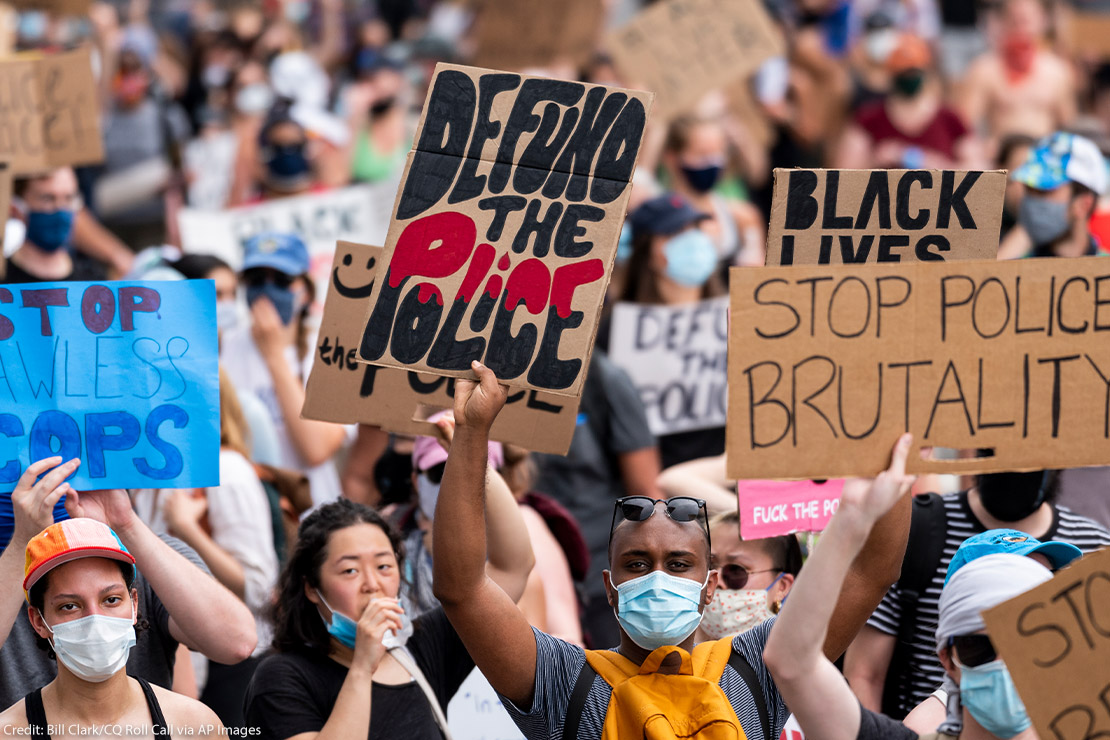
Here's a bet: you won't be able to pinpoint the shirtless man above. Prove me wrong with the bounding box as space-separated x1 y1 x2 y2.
958 0 1076 149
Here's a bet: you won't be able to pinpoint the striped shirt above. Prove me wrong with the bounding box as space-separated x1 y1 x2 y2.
500 620 790 740
867 491 1110 717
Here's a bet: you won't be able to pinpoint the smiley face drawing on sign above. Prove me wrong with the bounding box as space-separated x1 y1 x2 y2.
332 248 377 299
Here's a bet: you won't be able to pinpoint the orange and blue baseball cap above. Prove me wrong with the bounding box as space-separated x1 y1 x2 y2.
23 519 136 599
944 528 1081 585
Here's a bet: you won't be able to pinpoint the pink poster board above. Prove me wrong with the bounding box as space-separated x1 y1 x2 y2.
738 479 845 539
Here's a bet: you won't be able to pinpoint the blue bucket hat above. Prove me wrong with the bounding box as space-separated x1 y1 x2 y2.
1012 131 1108 195
944 528 1082 585
242 232 310 276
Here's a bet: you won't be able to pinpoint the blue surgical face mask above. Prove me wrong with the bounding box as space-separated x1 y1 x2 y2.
616 221 633 264
246 283 296 326
680 163 723 194
26 210 75 253
663 229 718 288
1018 195 1071 248
959 659 1032 739
613 570 709 651
315 589 357 649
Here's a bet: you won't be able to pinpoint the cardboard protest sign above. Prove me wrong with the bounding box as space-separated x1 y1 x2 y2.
357 64 652 397
727 257 1110 480
178 180 396 296
470 0 603 71
0 280 219 492
5 0 91 14
609 297 728 436
983 546 1110 740
304 242 579 455
738 479 845 539
0 161 10 275
606 0 784 119
765 169 1006 266
0 48 104 176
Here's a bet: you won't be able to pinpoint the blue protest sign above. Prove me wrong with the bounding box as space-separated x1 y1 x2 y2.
0 280 220 492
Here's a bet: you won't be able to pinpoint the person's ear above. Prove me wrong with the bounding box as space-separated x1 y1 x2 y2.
939 644 959 682
304 580 322 608
602 570 616 609
703 569 720 608
130 588 140 623
28 605 50 640
775 573 795 600
1071 191 1095 222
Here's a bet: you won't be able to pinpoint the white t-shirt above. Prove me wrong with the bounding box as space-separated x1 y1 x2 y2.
221 324 346 507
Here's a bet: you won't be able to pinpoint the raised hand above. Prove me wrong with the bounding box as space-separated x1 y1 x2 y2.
10 458 79 547
452 361 508 433
163 490 209 539
352 597 405 673
250 296 290 361
837 433 916 527
65 488 138 533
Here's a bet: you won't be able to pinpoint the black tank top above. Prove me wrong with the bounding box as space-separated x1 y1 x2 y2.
24 676 170 738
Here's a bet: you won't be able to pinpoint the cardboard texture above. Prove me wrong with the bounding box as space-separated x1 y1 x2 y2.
606 0 784 119
0 161 9 278
0 48 104 176
727 257 1110 480
765 168 1006 266
178 179 397 298
983 546 1110 740
738 479 845 539
6 0 92 14
609 296 728 436
357 63 652 397
304 242 579 455
1064 11 1110 59
470 0 603 70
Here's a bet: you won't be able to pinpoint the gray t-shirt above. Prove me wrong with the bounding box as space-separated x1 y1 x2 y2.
501 618 789 740
0 534 211 708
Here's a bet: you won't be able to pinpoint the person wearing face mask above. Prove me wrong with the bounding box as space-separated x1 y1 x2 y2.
221 232 349 508
661 117 766 266
432 363 914 740
765 451 1057 740
5 169 106 285
843 466 1110 719
612 194 726 468
998 132 1109 259
0 519 222 735
254 105 317 200
837 33 984 170
245 461 534 740
346 49 411 185
696 514 801 643
958 0 1076 147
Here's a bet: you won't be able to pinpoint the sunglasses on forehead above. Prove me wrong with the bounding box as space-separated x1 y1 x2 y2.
609 496 711 551
949 634 998 667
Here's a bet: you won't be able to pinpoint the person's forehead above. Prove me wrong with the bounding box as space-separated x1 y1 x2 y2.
45 558 126 593
325 523 393 559
611 513 708 559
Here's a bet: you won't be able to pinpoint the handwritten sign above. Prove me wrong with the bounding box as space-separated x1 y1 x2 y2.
608 297 728 436
726 257 1110 480
0 280 219 492
607 0 783 119
983 546 1110 740
357 64 652 397
765 169 1006 266
178 181 396 297
738 479 845 539
447 668 525 740
0 48 104 176
304 242 579 455
471 0 603 70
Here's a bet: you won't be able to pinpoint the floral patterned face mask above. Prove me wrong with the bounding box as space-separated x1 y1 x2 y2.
700 588 775 640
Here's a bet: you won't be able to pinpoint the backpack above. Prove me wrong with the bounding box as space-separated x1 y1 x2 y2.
881 492 948 718
564 637 769 740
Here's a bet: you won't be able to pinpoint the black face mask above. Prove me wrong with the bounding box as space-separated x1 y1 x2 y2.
976 470 1055 522
370 96 397 116
892 69 926 98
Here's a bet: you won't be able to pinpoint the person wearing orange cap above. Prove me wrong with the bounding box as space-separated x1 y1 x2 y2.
958 0 1077 148
0 519 223 737
836 33 985 170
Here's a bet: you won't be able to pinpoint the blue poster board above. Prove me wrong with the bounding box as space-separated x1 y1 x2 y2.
0 280 220 492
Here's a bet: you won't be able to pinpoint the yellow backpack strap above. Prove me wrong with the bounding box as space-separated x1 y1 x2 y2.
584 649 642 688
692 637 737 681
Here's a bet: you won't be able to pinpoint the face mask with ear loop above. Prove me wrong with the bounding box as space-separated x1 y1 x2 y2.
38 605 137 683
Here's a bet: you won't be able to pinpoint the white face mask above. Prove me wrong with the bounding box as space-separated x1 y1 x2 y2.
39 607 137 683
215 299 242 332
699 588 775 640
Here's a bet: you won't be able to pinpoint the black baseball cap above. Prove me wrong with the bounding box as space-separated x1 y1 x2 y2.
628 194 710 241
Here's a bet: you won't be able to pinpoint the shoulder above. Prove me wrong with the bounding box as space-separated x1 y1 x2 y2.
854 101 885 125
965 53 998 83
150 683 223 734
1054 506 1110 548
0 699 27 732
254 649 324 680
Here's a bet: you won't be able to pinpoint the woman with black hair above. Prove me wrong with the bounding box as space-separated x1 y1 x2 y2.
244 424 534 740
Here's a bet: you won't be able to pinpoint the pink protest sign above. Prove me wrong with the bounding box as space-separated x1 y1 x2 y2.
738 479 845 539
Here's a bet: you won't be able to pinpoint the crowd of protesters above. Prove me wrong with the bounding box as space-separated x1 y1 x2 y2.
4 0 1110 738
